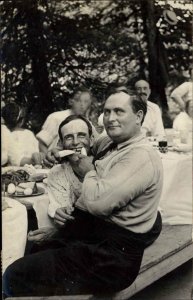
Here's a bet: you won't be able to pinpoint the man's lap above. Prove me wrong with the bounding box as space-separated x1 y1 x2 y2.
3 209 161 297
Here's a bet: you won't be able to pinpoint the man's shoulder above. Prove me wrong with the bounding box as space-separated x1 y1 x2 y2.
47 109 72 121
128 139 162 165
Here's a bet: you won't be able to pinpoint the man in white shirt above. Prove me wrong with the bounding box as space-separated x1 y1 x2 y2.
47 115 93 223
36 87 97 153
134 79 165 137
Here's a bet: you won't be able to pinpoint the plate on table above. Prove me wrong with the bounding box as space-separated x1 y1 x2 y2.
11 186 45 198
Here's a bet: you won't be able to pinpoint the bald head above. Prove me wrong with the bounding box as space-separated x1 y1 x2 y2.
135 80 151 102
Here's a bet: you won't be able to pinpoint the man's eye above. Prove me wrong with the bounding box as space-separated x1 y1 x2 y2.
65 136 73 141
115 109 124 115
78 134 87 139
104 111 109 116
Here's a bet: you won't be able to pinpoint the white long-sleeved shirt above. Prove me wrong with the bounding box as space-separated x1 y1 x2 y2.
76 133 163 233
47 162 82 218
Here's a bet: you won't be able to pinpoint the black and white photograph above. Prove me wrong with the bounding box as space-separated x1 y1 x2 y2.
1 0 192 299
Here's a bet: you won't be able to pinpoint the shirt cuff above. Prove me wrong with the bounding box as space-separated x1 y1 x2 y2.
48 204 60 218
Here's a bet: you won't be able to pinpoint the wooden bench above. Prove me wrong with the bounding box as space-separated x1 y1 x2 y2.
7 224 193 300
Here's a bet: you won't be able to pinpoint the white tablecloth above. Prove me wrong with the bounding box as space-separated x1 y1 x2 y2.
2 198 28 273
158 151 192 225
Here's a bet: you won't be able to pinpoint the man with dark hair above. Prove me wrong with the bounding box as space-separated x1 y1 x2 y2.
36 86 97 153
3 90 163 297
47 115 93 224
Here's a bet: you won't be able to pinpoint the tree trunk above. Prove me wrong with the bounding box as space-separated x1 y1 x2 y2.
141 0 168 110
25 1 54 120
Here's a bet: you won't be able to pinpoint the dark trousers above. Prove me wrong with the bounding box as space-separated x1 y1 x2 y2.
3 209 162 297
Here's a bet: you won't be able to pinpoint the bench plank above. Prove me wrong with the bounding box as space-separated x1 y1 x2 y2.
6 225 193 300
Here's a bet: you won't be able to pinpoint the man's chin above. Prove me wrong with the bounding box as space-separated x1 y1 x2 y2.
107 129 121 138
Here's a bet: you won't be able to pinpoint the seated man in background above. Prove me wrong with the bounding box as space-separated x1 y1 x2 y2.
3 90 163 297
134 79 165 137
36 86 98 153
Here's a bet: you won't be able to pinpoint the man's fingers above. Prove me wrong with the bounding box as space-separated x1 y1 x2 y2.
28 229 44 236
43 158 54 168
54 219 66 227
56 209 75 221
28 233 44 242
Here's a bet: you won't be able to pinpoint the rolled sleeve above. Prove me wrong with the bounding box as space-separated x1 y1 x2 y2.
36 115 58 147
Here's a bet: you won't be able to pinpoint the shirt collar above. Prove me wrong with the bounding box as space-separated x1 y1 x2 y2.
117 131 145 150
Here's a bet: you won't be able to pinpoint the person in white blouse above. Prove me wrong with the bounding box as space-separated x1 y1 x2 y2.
173 100 193 132
1 124 19 166
172 100 192 152
2 103 39 166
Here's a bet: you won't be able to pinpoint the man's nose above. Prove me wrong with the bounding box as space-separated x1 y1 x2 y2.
73 135 79 145
108 111 116 122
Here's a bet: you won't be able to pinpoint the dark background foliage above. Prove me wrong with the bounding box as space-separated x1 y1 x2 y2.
1 0 192 132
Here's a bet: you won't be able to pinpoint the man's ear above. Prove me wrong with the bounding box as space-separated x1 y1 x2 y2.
57 139 63 148
136 110 144 125
89 136 94 148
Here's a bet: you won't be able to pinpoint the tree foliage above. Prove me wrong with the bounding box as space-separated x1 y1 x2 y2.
1 0 192 131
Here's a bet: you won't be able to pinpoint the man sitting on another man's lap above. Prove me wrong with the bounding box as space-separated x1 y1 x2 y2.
3 89 163 298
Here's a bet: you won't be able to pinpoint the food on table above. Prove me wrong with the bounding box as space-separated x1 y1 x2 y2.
2 168 42 196
15 186 26 195
7 183 16 194
23 188 33 196
2 169 30 186
23 164 37 175
6 181 38 196
34 164 43 169
43 178 48 185
19 182 38 193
